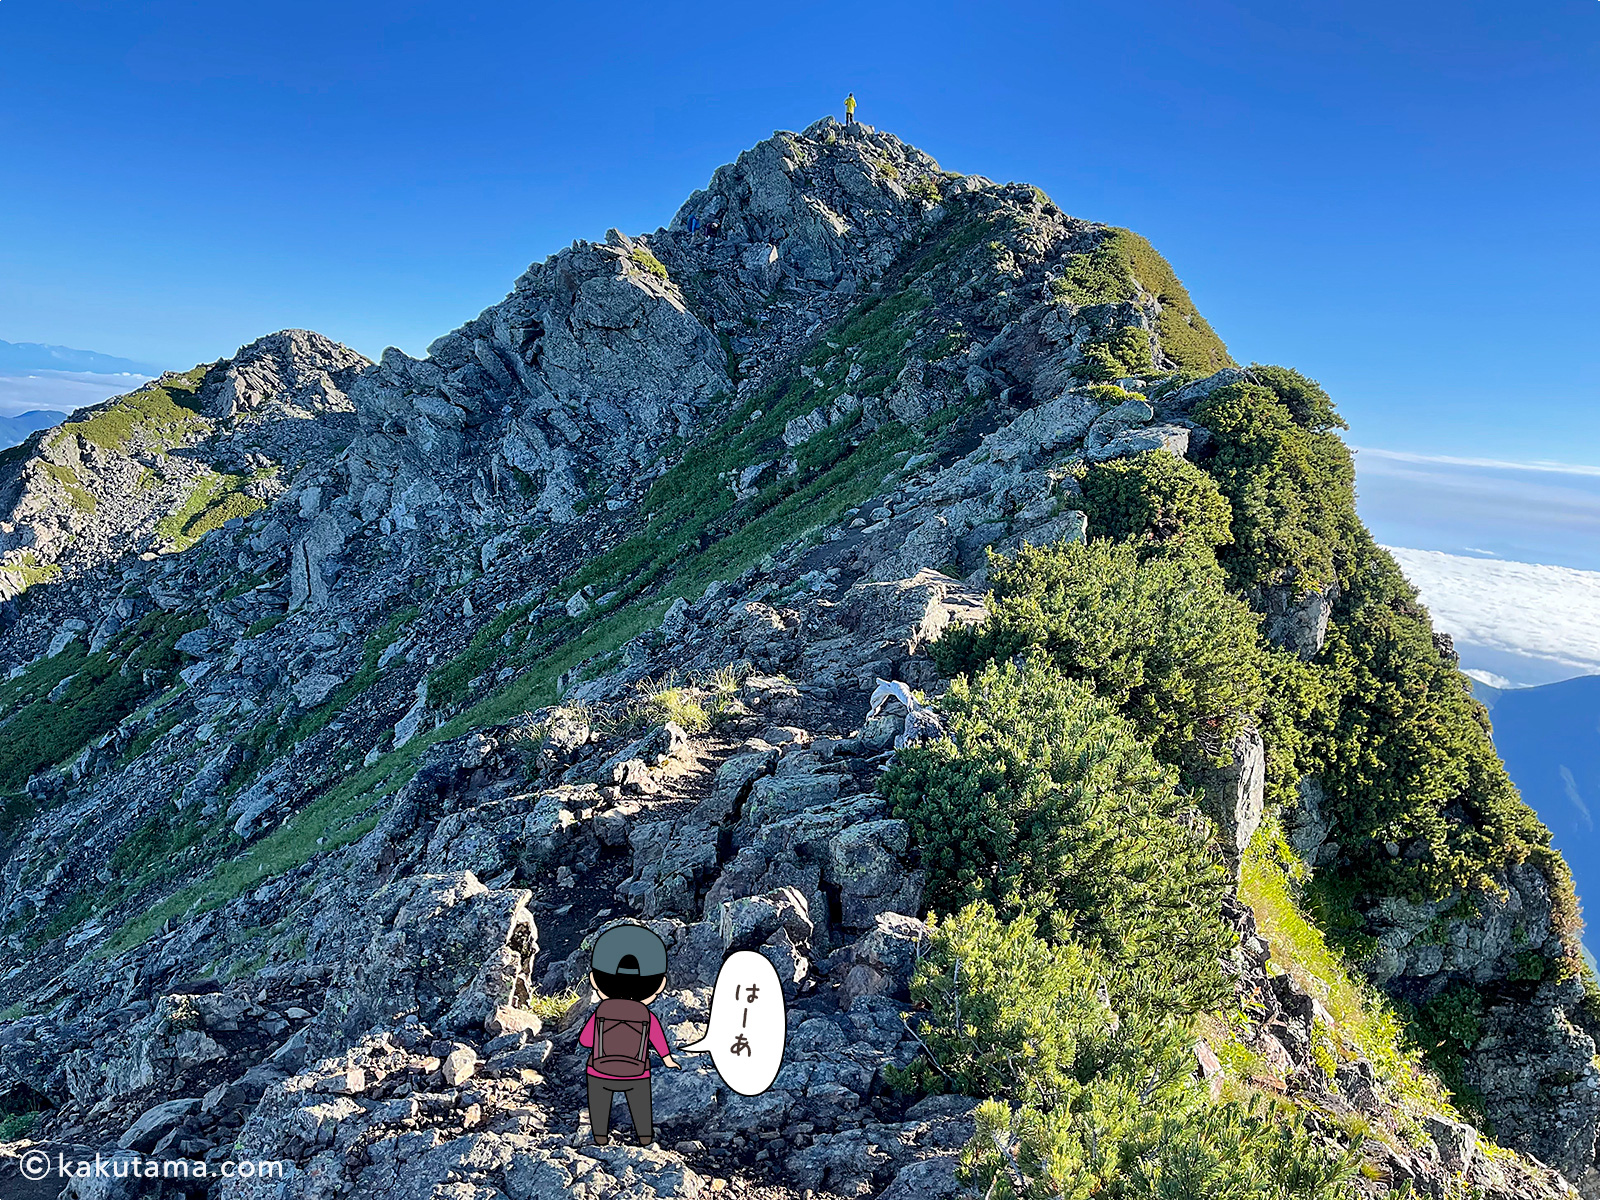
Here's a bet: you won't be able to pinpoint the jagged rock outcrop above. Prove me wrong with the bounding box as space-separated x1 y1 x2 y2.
349 234 730 530
1260 579 1339 659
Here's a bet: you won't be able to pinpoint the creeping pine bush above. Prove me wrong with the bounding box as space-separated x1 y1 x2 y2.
1178 363 1589 1029
1076 455 1332 805
900 902 1135 1104
1193 378 1360 592
1080 451 1233 559
903 905 1363 1200
882 657 1235 1012
1077 328 1152 381
1310 533 1556 906
1248 364 1347 434
932 540 1264 772
966 1094 1364 1200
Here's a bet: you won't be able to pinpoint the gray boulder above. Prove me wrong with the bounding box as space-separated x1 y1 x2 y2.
1260 580 1338 659
1199 727 1266 870
314 871 538 1046
117 1096 200 1151
984 392 1100 464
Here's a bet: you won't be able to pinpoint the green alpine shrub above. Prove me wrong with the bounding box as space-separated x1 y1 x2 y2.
1077 328 1152 381
966 1093 1364 1200
1248 364 1346 434
1193 381 1359 591
900 901 1129 1103
1311 535 1553 903
931 540 1263 769
883 657 1235 1010
904 905 1362 1200
1080 450 1233 559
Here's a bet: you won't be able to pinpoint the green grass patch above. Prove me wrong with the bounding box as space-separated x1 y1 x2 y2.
0 792 36 844
0 644 91 720
1241 822 1459 1119
524 989 580 1022
0 610 204 790
282 605 419 743
55 366 210 453
629 246 669 281
101 754 417 957
34 805 225 940
29 889 94 950
221 572 267 601
119 705 189 764
245 614 288 639
1049 227 1232 374
41 463 96 513
155 470 266 550
4 552 61 592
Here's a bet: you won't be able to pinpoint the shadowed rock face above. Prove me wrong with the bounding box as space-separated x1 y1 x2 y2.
0 120 1591 1200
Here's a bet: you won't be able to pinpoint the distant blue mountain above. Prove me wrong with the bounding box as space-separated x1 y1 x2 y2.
0 409 64 450
0 338 161 376
1478 675 1600 939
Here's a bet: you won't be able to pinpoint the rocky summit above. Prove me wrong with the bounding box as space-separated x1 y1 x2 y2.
0 118 1593 1199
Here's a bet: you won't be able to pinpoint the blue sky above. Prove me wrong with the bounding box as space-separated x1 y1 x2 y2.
2 0 1596 456
4 0 1600 680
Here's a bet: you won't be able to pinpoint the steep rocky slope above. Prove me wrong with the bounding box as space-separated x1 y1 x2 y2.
0 118 1592 1199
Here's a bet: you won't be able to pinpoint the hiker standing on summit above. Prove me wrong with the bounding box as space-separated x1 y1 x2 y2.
845 92 856 125
579 923 679 1147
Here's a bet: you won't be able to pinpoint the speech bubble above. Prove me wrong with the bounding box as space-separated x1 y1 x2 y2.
680 950 787 1096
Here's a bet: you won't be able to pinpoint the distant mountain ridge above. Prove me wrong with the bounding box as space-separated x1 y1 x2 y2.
0 409 63 450
0 337 161 377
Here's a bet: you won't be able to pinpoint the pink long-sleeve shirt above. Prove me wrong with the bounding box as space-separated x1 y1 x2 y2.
579 1009 671 1079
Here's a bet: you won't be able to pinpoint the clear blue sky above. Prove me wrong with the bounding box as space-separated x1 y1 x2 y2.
2 0 1597 464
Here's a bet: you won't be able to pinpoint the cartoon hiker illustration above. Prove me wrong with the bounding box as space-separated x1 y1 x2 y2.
580 922 678 1146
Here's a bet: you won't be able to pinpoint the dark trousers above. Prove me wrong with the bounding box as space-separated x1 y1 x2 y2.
588 1075 653 1142
845 112 854 124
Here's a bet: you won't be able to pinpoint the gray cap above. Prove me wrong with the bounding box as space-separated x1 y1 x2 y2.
591 923 668 976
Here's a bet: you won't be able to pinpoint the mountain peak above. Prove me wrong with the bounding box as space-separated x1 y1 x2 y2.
0 122 1589 1200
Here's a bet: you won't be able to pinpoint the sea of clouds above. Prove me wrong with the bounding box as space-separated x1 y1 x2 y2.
1358 449 1600 687
0 369 149 422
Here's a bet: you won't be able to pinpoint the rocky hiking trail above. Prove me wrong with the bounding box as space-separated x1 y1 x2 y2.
1 563 1574 1200
0 573 994 1200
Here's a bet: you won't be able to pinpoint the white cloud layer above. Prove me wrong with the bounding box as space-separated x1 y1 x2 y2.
1386 546 1600 684
0 370 149 419
1357 452 1600 575
1356 447 1600 478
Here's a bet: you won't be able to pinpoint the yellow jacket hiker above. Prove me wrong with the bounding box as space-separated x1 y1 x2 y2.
845 93 856 125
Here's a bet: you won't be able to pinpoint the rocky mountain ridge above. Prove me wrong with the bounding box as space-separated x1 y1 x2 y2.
0 117 1593 1199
